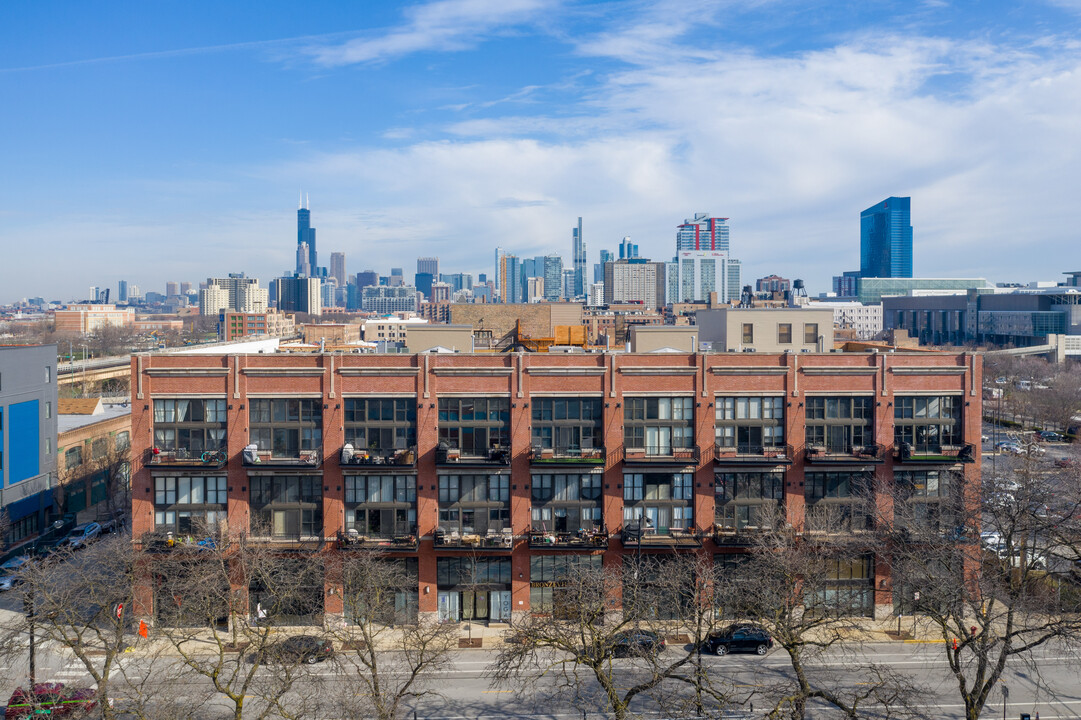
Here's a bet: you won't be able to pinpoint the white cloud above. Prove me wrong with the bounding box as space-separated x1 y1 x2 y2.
272 30 1081 289
305 0 557 66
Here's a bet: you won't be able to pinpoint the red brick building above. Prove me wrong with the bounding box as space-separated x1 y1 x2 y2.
130 350 981 624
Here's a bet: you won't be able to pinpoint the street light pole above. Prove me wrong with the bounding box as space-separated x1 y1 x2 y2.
24 590 35 687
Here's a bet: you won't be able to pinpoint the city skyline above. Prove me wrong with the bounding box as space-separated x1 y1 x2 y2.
6 1 1081 301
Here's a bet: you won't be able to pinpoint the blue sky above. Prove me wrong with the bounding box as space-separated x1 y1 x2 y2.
3 0 1081 302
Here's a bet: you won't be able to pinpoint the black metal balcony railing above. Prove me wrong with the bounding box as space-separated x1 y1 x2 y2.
341 446 417 467
434 444 511 466
528 527 609 549
242 446 322 467
803 443 885 464
711 521 776 545
620 522 702 548
529 445 606 465
713 443 794 465
621 445 700 465
147 448 227 468
433 527 515 549
337 529 419 551
895 442 976 464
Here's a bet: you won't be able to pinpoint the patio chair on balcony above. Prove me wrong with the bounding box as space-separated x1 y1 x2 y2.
501 528 514 547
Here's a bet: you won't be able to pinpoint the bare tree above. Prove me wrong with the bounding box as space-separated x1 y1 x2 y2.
147 523 331 720
323 551 457 720
887 451 1081 720
491 551 733 720
12 535 137 719
715 503 924 720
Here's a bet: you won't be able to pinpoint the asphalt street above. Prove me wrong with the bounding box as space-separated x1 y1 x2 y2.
2 637 1080 719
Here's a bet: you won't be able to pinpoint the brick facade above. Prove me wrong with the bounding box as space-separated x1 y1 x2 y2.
130 350 981 624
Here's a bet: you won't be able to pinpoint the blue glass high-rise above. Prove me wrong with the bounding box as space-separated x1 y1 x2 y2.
860 197 912 278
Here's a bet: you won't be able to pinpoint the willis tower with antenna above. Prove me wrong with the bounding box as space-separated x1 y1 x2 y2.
296 194 316 277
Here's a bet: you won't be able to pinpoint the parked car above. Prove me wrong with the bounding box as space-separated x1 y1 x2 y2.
704 624 773 656
257 635 334 665
0 556 32 592
610 630 666 658
4 682 105 717
1038 431 1065 442
995 441 1023 455
1054 457 1076 469
60 522 102 550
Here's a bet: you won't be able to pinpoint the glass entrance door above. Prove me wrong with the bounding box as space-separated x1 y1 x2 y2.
489 590 512 621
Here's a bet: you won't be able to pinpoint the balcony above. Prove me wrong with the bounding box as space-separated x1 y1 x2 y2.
341 445 417 468
803 443 885 465
529 446 606 467
433 527 515 550
147 448 227 468
336 529 419 551
528 527 609 549
713 444 794 466
136 530 221 553
245 533 327 551
620 522 702 548
242 445 322 468
434 443 511 467
621 446 700 466
894 443 976 465
711 523 775 546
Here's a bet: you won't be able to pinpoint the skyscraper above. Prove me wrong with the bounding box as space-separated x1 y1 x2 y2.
618 237 639 260
117 280 128 303
356 270 379 291
297 196 316 276
499 254 520 303
677 214 729 251
572 217 586 297
860 197 913 278
296 242 311 278
276 275 322 315
494 247 503 292
596 249 614 284
417 257 439 278
330 252 346 289
542 255 563 302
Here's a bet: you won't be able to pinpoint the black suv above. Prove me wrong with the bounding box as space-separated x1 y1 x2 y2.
704 624 772 656
259 635 334 664
611 630 666 658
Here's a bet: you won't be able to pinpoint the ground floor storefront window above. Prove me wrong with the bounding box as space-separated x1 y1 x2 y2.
436 557 512 622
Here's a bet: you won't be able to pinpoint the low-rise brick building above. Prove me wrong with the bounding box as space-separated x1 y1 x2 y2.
130 349 981 626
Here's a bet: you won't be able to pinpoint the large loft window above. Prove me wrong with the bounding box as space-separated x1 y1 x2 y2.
894 470 956 533
623 472 694 534
344 398 416 455
805 556 874 617
153 399 226 456
438 398 510 457
531 398 602 453
344 474 416 539
530 473 603 536
250 475 323 538
894 396 961 453
154 475 227 535
715 397 784 452
529 555 602 617
437 474 511 538
249 399 322 458
805 396 873 453
624 397 693 455
715 471 783 531
805 471 872 532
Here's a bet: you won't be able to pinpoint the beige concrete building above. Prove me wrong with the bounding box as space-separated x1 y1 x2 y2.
301 323 361 345
362 317 429 344
54 304 135 334
405 324 474 353
630 326 700 353
604 260 666 308
695 307 835 352
450 303 583 349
